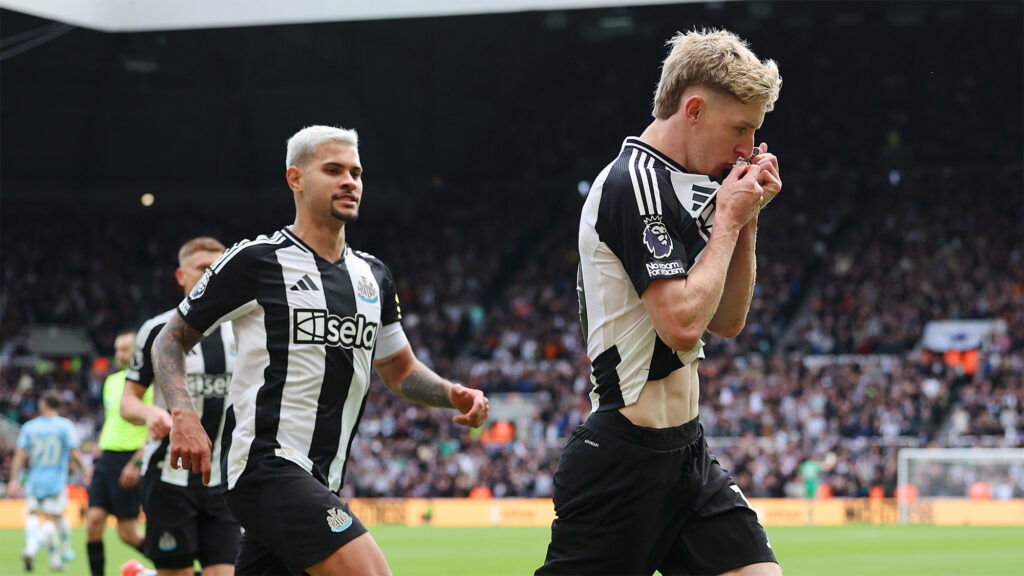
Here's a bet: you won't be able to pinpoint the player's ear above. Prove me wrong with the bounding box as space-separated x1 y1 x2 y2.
286 165 303 193
174 267 186 289
682 94 704 125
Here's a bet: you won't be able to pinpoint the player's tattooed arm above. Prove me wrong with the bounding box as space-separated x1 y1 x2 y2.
154 313 213 483
400 369 454 408
374 346 489 427
152 314 204 412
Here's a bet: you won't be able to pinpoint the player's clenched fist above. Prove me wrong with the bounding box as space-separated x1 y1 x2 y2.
169 408 213 485
752 141 782 209
717 162 764 230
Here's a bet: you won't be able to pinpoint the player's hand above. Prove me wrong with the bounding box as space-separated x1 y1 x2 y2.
717 162 764 230
7 478 22 498
146 406 173 440
169 409 213 485
119 459 142 489
752 141 781 210
449 383 489 428
145 403 173 438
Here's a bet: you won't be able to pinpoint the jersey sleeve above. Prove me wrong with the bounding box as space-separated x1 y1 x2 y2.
178 244 260 336
65 419 80 450
125 319 164 388
16 425 28 451
366 255 408 358
595 165 690 296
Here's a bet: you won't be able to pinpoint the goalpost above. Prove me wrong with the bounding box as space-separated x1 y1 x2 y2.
896 448 1024 524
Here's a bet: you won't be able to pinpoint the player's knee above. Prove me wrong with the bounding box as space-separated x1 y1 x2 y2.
115 520 141 544
85 508 106 539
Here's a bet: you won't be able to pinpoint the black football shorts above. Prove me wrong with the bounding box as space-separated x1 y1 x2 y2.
141 476 240 569
225 455 368 575
537 410 777 576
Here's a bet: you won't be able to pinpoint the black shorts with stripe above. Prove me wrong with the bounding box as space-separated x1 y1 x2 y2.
225 455 368 575
141 476 240 569
537 411 777 576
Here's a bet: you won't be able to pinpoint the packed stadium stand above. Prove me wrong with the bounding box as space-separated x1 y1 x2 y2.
2 1 1022 503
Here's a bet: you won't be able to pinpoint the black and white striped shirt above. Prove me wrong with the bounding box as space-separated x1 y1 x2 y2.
578 137 718 412
176 227 407 492
127 310 235 488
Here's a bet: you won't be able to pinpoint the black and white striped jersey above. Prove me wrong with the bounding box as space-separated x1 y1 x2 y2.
175 227 407 492
578 137 720 412
127 310 235 488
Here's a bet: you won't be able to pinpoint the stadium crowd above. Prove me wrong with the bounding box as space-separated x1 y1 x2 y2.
3 2 1022 503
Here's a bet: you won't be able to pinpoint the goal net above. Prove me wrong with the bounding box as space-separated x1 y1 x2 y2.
896 448 1024 524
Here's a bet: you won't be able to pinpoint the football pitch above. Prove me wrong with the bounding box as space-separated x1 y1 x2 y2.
2 524 1022 575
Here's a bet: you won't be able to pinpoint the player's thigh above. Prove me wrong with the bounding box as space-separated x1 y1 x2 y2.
155 567 194 576
307 532 390 576
198 564 235 576
720 562 783 576
38 492 67 517
226 457 371 575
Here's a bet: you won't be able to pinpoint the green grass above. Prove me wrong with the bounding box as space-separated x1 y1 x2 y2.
2 525 1022 575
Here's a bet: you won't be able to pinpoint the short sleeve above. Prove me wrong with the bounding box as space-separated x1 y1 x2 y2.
378 262 402 326
65 420 80 450
595 165 690 296
178 244 259 335
16 426 28 450
363 254 407 358
125 319 163 388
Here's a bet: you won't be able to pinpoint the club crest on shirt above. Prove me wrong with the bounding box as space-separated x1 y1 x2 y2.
356 276 379 304
326 507 353 533
189 269 212 300
642 215 672 258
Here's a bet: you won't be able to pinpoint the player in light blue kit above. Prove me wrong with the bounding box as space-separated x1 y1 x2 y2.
9 391 84 572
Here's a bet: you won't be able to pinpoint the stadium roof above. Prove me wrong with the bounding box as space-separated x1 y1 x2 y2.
0 0 703 32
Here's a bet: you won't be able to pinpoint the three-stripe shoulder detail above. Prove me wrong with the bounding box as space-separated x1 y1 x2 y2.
211 231 288 274
627 149 663 217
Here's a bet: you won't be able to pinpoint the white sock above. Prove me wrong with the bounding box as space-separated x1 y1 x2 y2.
24 514 40 557
35 519 58 560
59 517 73 554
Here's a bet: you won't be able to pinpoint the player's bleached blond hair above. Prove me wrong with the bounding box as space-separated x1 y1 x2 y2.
178 236 225 265
652 28 782 119
286 125 359 169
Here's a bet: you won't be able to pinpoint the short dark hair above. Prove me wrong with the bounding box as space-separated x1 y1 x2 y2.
41 391 61 410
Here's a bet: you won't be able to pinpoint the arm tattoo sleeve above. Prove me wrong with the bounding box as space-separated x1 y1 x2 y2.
400 369 454 408
153 315 203 412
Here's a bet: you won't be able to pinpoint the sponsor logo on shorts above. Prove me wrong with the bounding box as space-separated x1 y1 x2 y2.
158 532 177 552
326 507 353 533
646 260 685 277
